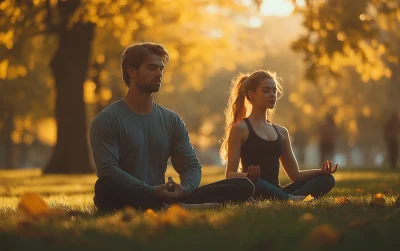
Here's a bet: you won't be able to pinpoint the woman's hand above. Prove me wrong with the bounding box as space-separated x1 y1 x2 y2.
320 160 338 175
246 165 260 181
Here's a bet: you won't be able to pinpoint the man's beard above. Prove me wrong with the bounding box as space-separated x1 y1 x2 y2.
137 82 161 93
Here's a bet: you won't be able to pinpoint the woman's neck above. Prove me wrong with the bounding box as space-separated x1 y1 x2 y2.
248 107 269 123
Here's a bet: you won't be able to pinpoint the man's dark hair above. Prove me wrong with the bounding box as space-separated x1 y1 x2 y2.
121 42 169 87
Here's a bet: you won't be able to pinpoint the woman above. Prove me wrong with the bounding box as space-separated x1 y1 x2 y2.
220 70 337 201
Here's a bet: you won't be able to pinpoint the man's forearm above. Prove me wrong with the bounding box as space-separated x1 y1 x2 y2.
99 165 155 193
179 164 201 195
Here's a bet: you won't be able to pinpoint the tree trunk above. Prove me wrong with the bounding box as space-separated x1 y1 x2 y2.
43 1 95 174
4 110 17 169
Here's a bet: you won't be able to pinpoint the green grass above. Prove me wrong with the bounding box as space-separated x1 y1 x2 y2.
1 166 400 251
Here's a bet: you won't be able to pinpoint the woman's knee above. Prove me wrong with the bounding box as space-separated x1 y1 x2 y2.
318 174 336 189
233 177 255 197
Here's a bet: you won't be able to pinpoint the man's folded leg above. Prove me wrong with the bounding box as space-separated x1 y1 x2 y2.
94 176 165 212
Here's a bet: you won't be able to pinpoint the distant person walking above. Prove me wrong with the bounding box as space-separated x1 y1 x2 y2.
384 112 400 169
319 114 337 164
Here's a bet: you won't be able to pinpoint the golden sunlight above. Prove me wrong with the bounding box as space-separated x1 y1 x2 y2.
37 118 57 146
260 0 305 17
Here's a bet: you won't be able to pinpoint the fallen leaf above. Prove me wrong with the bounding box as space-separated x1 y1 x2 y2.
300 212 314 221
303 195 314 202
369 193 386 207
310 224 343 244
335 197 351 205
18 192 65 219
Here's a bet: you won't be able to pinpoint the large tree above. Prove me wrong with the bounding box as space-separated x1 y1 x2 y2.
0 0 261 173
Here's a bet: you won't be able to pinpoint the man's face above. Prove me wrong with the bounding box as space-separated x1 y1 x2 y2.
131 54 165 93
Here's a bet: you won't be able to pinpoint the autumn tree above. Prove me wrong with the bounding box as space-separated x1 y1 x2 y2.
0 0 263 173
0 18 54 169
291 0 399 142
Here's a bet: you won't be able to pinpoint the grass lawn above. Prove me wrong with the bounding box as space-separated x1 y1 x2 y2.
1 166 400 251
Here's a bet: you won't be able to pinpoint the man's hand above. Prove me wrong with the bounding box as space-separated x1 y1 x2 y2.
153 180 185 202
320 160 338 175
246 165 260 181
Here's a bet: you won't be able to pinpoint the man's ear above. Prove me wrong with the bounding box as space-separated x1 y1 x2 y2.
128 67 136 77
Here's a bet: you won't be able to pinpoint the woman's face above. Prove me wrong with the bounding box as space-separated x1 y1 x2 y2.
249 78 277 109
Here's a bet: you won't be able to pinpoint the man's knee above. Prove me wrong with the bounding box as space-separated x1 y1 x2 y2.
95 176 115 194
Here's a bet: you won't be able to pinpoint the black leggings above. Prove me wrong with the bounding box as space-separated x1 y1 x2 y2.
253 174 336 200
94 177 255 212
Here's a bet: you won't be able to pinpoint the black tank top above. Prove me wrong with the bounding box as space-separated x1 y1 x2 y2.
240 118 284 187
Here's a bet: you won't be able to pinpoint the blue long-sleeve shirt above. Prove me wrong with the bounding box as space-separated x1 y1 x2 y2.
89 99 201 195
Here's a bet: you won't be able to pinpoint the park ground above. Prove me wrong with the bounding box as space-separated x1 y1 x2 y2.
1 166 400 251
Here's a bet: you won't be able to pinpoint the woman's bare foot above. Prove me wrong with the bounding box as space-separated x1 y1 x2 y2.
289 195 307 201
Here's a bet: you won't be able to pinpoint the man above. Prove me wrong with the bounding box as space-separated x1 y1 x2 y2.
90 42 254 212
384 112 400 169
319 114 337 164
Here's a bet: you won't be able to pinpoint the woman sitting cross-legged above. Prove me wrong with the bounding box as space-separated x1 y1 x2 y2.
220 70 337 201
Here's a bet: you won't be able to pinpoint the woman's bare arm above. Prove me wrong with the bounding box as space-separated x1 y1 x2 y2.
225 122 248 179
278 126 323 182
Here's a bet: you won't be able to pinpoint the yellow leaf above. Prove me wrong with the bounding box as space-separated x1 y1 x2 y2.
84 80 97 104
312 20 320 30
160 204 192 226
0 59 9 79
303 194 314 202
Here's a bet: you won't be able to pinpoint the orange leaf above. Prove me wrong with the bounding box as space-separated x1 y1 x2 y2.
335 197 351 205
300 212 314 221
18 192 65 219
369 193 385 207
310 224 343 244
18 193 51 218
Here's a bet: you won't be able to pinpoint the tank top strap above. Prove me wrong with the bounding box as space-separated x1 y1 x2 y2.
243 118 255 134
271 124 282 139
